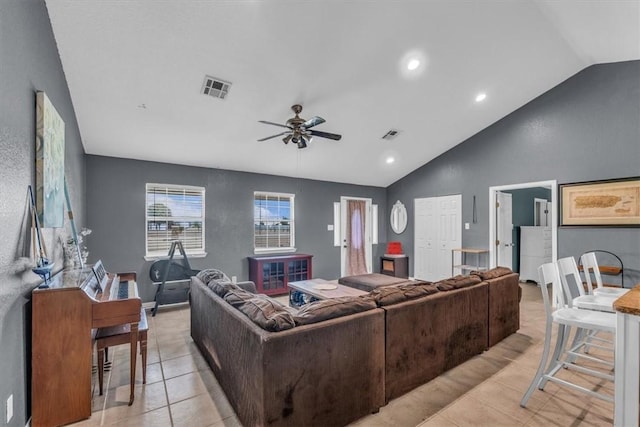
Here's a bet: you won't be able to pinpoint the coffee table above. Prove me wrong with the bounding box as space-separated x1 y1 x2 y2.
288 278 368 308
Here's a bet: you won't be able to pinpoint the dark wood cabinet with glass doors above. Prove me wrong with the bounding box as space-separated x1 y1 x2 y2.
248 254 313 295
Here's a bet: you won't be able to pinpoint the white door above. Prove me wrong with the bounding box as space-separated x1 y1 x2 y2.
414 198 437 280
496 191 513 269
439 195 462 279
340 197 373 277
414 195 462 281
534 198 552 227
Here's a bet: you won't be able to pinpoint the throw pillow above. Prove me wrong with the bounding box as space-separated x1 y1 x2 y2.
436 275 482 291
293 295 377 326
224 291 296 332
470 267 513 280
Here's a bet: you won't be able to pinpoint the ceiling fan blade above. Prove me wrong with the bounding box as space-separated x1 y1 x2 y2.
309 130 342 141
258 120 291 129
257 131 289 142
302 116 325 129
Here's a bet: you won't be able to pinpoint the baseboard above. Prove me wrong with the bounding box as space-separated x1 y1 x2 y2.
142 301 189 312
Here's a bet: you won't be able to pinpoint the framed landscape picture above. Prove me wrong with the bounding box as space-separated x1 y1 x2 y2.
560 177 640 227
35 91 65 227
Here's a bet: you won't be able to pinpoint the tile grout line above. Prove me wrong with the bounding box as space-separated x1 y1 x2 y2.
150 313 178 427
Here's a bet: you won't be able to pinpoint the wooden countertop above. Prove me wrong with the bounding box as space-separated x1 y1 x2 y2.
614 285 640 315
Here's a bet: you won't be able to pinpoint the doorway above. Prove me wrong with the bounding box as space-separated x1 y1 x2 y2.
489 180 557 269
340 196 373 277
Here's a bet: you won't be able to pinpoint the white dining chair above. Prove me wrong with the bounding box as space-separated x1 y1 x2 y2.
520 262 615 408
581 251 629 298
556 256 618 313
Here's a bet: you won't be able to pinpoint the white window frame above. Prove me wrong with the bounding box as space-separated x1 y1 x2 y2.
254 191 296 254
145 183 206 260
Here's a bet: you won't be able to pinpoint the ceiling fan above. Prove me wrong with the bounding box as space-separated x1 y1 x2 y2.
258 104 342 149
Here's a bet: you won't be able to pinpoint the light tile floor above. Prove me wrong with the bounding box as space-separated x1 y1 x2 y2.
70 282 614 426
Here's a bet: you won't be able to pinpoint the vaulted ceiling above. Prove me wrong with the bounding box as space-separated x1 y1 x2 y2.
45 0 640 187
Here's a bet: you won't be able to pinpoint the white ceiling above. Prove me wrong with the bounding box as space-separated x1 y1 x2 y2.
45 0 640 187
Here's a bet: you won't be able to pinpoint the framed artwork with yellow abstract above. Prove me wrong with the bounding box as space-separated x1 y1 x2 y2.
35 91 65 228
560 177 640 227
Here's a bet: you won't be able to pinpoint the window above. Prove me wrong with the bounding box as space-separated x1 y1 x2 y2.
146 184 205 257
254 192 295 252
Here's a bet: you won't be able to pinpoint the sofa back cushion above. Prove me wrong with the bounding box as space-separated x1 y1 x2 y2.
471 267 513 280
196 268 231 285
294 295 377 325
371 281 439 306
224 290 295 332
435 274 482 291
208 280 242 297
338 273 408 292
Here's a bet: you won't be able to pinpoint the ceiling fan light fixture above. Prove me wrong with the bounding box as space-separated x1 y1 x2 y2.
258 104 341 149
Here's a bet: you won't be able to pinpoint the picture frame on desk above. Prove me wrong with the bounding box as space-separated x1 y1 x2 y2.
559 177 640 227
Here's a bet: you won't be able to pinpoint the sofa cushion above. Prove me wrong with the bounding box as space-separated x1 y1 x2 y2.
338 273 408 292
224 290 295 332
294 295 377 325
196 268 231 285
371 281 439 306
208 279 241 297
471 267 513 280
436 275 482 291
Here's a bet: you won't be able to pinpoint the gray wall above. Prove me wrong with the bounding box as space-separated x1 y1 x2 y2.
0 0 87 425
387 61 640 283
504 187 552 272
86 156 387 302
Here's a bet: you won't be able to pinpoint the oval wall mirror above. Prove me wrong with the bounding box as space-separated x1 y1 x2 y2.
390 200 408 234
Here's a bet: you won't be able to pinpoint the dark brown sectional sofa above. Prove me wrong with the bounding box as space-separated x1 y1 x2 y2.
190 268 520 426
190 277 385 427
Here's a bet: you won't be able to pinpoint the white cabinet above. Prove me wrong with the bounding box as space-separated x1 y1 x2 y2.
519 226 552 282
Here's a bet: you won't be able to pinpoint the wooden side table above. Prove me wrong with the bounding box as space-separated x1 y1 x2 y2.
380 255 409 278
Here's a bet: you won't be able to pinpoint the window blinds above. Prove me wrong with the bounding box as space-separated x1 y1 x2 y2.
146 184 205 256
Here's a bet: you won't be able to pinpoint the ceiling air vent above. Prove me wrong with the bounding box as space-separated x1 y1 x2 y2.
201 75 231 100
382 129 401 140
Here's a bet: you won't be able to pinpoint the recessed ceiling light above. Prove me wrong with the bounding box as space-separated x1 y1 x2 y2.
475 93 487 103
386 157 395 164
399 50 427 79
